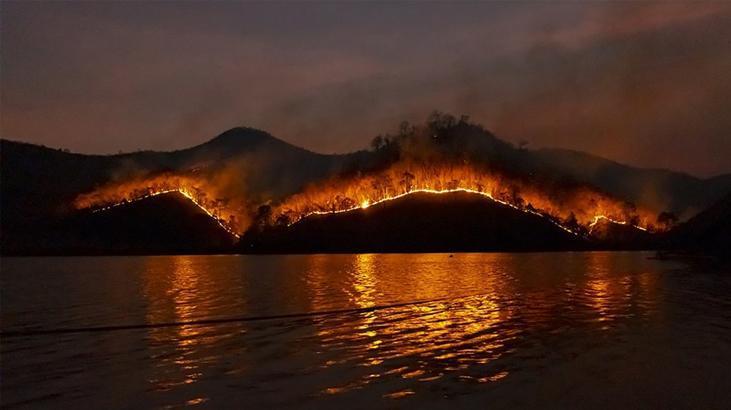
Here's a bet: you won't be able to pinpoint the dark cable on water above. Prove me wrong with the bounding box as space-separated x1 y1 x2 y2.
0 294 473 338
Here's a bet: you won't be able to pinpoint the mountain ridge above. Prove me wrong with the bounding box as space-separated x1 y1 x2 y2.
2 118 730 255
3 129 728 183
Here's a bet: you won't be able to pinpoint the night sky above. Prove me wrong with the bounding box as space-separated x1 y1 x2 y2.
2 1 730 176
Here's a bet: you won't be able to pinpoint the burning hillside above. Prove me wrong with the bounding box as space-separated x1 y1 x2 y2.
263 161 658 236
242 190 587 253
73 172 246 237
72 114 671 244
73 160 660 241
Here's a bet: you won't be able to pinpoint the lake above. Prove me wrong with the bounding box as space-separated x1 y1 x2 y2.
1 252 730 408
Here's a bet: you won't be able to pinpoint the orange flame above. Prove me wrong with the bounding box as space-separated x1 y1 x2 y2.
269 161 659 234
74 161 662 239
73 173 246 237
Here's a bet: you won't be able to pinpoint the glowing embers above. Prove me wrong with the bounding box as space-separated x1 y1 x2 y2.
589 215 649 233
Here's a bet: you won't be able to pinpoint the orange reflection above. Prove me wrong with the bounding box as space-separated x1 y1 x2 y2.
307 253 516 395
350 254 378 309
141 256 229 392
583 252 658 328
131 253 663 404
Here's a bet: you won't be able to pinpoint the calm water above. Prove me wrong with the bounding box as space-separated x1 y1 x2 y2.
1 252 730 409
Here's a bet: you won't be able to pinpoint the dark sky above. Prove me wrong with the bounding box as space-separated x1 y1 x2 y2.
2 2 730 176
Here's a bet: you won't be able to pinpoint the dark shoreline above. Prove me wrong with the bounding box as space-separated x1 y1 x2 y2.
0 246 666 257
4 248 727 268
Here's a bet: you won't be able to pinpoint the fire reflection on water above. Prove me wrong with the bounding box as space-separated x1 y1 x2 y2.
134 253 660 404
351 254 380 353
297 253 659 398
351 254 378 309
141 256 232 393
584 252 659 328
306 254 520 395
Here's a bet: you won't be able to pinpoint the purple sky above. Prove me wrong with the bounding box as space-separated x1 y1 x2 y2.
2 1 730 176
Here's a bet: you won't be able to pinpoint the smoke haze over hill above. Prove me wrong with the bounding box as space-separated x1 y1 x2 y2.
2 2 730 176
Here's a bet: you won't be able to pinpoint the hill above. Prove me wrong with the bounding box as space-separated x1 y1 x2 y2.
588 218 655 250
240 191 588 253
1 192 237 255
532 148 731 219
666 192 731 256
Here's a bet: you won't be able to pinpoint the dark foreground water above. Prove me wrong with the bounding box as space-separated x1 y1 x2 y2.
1 252 730 409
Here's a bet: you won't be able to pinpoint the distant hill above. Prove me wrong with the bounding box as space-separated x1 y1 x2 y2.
240 191 588 253
666 192 731 256
532 148 731 219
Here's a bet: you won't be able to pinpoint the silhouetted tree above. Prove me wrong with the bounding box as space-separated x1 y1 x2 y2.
427 111 457 143
400 171 415 192
509 185 524 208
340 197 357 209
275 213 291 226
381 174 394 195
398 121 415 138
370 135 384 151
254 205 272 228
565 212 580 231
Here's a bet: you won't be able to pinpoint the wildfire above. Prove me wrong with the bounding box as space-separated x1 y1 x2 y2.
268 162 660 235
293 187 585 235
69 111 673 242
74 173 245 238
588 215 649 233
75 161 663 240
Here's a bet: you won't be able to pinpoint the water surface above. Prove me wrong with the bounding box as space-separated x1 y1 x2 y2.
2 252 730 408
